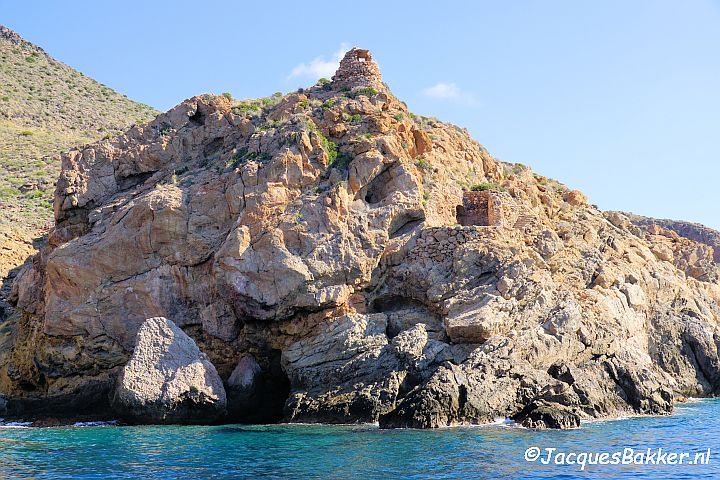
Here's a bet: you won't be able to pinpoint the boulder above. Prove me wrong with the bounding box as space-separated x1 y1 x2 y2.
228 356 262 397
514 401 581 429
226 355 263 420
379 363 493 429
111 317 226 424
563 190 587 206
444 303 511 343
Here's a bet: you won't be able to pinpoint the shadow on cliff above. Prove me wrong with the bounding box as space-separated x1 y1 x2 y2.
0 233 47 322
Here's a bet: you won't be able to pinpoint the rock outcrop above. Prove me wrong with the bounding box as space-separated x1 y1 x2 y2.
1 48 720 428
623 212 720 263
111 317 226 424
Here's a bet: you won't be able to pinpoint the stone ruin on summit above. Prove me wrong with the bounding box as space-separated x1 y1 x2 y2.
332 47 384 91
331 48 522 231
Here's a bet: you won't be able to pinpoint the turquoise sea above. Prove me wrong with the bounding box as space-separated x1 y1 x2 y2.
1 399 719 479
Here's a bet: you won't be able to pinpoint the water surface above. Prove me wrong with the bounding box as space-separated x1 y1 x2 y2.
1 400 718 479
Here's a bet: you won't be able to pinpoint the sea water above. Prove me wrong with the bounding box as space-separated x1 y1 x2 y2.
1 399 719 479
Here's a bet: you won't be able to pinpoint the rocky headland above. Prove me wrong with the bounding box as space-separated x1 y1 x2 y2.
1 48 719 429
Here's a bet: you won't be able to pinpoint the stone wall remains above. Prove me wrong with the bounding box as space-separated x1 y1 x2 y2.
406 226 500 263
332 48 384 91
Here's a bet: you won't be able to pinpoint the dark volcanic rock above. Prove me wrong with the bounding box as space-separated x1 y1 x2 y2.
514 401 581 429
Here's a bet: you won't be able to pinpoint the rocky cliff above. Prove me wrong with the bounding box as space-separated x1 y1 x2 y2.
1 48 720 428
622 212 720 264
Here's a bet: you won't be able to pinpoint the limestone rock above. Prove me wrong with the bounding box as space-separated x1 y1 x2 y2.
228 355 262 394
624 212 720 263
111 317 226 424
282 313 403 423
445 302 512 343
379 363 492 429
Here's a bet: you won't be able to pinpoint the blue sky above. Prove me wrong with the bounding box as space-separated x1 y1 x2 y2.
3 1 720 228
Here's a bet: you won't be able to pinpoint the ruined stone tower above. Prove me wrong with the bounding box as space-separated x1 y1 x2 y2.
332 47 383 91
456 191 502 227
455 190 520 228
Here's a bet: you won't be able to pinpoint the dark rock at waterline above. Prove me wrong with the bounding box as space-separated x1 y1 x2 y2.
379 364 493 429
513 401 581 429
226 354 290 423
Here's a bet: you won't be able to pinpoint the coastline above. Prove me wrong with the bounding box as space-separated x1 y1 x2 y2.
4 397 716 430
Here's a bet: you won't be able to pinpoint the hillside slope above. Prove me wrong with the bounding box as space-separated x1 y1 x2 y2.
1 49 719 428
0 25 157 282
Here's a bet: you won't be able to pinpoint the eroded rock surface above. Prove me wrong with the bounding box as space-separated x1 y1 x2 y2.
623 212 720 263
1 49 720 428
111 317 226 424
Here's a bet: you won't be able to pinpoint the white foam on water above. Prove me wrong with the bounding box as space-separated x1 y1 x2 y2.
284 422 379 427
427 417 523 430
72 420 119 427
0 421 32 428
684 397 704 403
492 417 521 428
581 415 633 425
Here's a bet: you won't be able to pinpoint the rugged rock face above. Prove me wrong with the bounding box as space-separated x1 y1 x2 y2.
623 212 720 263
111 317 226 424
1 48 720 428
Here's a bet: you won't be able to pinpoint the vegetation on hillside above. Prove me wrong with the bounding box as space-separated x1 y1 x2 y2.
0 25 158 234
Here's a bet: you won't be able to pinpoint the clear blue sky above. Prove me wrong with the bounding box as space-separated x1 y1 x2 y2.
3 1 720 228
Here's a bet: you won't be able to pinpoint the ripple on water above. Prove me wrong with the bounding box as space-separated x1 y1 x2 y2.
0 400 718 479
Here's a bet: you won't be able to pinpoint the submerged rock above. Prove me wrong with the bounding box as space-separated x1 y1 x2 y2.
111 317 226 424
